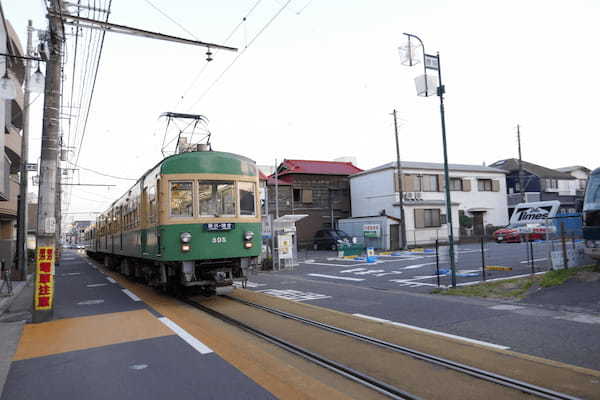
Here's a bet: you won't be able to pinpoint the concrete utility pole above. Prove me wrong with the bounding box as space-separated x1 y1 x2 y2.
392 109 407 250
15 20 33 281
517 124 524 203
33 1 63 323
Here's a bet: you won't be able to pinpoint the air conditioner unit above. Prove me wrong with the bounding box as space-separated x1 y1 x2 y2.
405 192 414 200
415 192 423 200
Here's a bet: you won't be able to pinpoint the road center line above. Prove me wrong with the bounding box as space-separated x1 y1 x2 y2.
353 313 510 350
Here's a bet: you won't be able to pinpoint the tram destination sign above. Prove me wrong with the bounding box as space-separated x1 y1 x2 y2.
204 223 235 231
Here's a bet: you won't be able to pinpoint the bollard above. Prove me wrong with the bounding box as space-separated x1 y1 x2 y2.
481 236 486 281
529 239 535 274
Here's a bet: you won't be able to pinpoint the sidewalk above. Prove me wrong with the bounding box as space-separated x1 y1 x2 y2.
0 251 275 400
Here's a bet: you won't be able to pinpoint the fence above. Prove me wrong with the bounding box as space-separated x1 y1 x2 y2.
426 223 589 288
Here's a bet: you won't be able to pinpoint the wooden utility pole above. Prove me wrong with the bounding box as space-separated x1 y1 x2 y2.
392 110 407 250
33 0 63 322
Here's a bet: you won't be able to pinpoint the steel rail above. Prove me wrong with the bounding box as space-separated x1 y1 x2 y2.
183 298 420 400
225 296 582 400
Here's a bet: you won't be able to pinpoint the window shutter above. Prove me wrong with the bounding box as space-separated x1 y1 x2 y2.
492 180 500 192
462 179 471 192
437 175 444 191
414 209 425 228
302 189 313 203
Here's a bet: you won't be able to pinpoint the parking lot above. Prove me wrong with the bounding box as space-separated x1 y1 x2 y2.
247 240 570 297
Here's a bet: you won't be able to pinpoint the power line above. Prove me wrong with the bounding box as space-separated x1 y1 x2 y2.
66 160 137 180
186 0 293 111
143 0 198 40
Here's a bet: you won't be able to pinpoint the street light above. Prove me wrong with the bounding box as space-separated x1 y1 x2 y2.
398 33 457 288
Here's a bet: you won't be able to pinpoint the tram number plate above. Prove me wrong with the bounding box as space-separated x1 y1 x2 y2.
204 223 235 231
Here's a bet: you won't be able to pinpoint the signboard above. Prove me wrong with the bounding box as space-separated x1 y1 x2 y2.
510 201 560 226
278 234 293 259
551 244 585 270
203 223 235 231
25 163 38 171
363 224 381 238
424 54 439 70
34 246 55 311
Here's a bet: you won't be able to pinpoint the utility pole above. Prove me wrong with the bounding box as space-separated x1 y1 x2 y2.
517 124 524 203
15 20 33 281
33 0 63 323
392 109 407 250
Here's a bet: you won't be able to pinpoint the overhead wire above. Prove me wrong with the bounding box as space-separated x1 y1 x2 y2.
185 0 293 112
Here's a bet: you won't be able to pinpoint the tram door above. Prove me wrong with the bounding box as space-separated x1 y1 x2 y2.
141 187 148 255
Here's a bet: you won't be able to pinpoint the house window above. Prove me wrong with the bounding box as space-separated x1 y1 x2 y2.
420 174 438 192
293 188 313 203
579 179 587 190
545 179 558 189
449 178 462 191
478 179 492 192
414 209 441 228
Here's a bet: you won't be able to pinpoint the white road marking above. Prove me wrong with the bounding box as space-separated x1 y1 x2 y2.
374 271 403 277
489 305 525 311
158 317 213 354
86 283 108 288
353 313 510 350
257 289 331 302
63 272 81 276
389 279 440 288
129 364 148 370
122 289 142 301
355 269 386 275
402 263 436 270
554 313 600 325
77 299 105 305
307 273 364 281
520 258 548 264
340 268 367 273
106 277 117 284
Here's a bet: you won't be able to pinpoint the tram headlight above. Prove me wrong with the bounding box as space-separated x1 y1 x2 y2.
244 242 253 249
180 232 192 243
244 231 254 241
181 244 191 252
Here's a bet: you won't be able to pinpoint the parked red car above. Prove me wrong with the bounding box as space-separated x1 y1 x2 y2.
493 224 549 243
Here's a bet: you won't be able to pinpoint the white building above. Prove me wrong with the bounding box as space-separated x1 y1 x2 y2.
345 161 509 248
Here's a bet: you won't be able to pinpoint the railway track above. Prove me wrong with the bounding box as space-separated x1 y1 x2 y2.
184 295 582 400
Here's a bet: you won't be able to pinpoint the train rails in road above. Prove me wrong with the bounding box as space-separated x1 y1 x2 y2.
184 295 582 400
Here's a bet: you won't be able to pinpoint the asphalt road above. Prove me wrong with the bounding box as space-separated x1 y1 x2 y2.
242 242 600 370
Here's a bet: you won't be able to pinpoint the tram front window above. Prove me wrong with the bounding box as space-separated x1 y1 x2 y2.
198 180 236 217
170 181 193 217
239 182 256 216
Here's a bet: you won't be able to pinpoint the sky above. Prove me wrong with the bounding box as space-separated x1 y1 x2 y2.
4 0 600 226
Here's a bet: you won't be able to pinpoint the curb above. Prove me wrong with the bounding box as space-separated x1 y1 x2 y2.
0 275 33 317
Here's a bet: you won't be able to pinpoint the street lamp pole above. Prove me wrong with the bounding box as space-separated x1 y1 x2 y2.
400 33 457 287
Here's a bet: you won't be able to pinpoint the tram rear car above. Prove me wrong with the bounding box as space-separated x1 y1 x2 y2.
84 150 261 294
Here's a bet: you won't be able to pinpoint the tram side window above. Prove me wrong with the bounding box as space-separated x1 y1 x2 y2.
170 181 193 217
198 180 235 217
239 181 256 216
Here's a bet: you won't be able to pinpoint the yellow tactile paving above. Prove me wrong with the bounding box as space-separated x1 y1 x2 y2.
14 309 173 360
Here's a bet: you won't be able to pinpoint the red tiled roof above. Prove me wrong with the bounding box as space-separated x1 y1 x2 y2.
267 175 292 185
276 159 362 177
259 170 268 181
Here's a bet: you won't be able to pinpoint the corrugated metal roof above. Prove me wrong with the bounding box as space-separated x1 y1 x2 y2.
351 161 507 178
276 159 363 177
